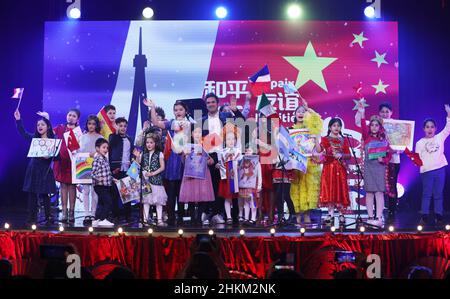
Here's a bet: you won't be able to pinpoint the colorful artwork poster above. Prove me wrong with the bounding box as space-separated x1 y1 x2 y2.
289 129 317 156
71 152 93 184
27 138 62 158
383 119 415 151
238 155 259 189
183 143 207 179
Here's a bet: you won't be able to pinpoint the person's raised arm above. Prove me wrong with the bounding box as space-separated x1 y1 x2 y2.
14 110 33 140
357 106 368 140
143 98 165 129
437 104 450 140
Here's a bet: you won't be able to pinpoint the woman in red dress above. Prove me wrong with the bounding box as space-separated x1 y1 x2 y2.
53 108 81 223
318 118 351 226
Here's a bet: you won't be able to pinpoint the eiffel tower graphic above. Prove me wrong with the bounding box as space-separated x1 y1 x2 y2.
127 27 148 143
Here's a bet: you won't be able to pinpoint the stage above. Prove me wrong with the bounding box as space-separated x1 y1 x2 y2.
1 228 450 279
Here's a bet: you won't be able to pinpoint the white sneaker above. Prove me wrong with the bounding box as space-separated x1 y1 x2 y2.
202 219 210 226
98 219 115 227
157 220 167 227
212 214 225 224
92 220 100 227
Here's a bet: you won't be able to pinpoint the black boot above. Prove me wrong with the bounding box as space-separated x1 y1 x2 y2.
419 214 428 226
435 214 444 227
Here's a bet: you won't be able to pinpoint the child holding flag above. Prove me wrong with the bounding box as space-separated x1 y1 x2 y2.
14 109 57 225
179 126 215 226
218 124 242 225
98 104 117 139
53 108 81 223
358 107 392 228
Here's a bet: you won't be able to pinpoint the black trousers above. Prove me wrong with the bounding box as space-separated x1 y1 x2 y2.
94 185 114 221
188 202 208 223
112 171 132 220
27 193 51 223
207 152 224 217
166 179 183 223
386 163 401 214
273 183 295 220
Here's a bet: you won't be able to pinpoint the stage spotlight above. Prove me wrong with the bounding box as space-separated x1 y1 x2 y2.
397 183 405 198
270 228 276 236
31 224 37 232
88 227 94 234
117 227 124 234
364 6 375 18
59 225 64 232
215 6 228 19
417 225 423 232
287 4 302 19
142 7 154 19
388 225 395 232
359 226 366 234
239 229 245 236
69 7 81 19
208 229 214 236
147 228 153 235
4 223 10 230
330 226 336 233
300 227 306 236
445 224 450 231
178 229 184 237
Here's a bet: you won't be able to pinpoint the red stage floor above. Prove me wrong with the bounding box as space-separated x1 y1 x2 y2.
1 231 450 279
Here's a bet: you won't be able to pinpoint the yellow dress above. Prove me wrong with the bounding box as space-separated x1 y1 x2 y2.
290 109 323 213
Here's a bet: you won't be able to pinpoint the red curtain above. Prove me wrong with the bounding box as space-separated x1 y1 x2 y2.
1 231 449 278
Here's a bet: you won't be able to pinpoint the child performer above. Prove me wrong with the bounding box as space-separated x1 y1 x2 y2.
358 107 392 228
218 124 242 225
91 138 115 227
135 134 168 226
238 146 262 225
290 99 323 225
145 98 190 226
14 110 57 225
318 118 351 226
109 117 134 224
179 126 215 226
415 105 450 227
53 108 81 223
80 115 103 224
99 104 117 139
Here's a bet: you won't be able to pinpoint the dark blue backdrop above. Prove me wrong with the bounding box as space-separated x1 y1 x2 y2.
1 0 449 213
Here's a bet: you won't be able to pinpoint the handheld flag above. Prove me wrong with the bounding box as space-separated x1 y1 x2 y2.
257 93 276 117
127 161 140 180
97 106 116 139
163 132 173 161
12 88 24 110
248 65 271 96
404 147 423 167
283 82 298 94
226 160 239 194
67 129 81 152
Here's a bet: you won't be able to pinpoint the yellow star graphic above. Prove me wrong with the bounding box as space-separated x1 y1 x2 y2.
371 51 388 68
283 41 337 92
372 79 389 94
352 32 368 48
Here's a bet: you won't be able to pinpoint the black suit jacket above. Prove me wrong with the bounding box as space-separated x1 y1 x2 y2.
108 133 134 172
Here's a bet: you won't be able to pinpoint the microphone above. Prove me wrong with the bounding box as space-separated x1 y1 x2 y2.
343 133 353 137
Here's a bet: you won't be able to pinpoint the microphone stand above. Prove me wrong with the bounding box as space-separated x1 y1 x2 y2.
342 134 380 230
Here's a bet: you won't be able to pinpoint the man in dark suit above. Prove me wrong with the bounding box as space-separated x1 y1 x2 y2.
109 117 135 224
201 92 246 225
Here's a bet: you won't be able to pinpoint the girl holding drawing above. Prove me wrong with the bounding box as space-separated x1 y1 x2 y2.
53 108 81 223
318 118 351 226
289 98 323 225
358 107 392 228
14 109 57 225
79 115 103 224
238 146 262 225
179 126 215 226
135 133 168 226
